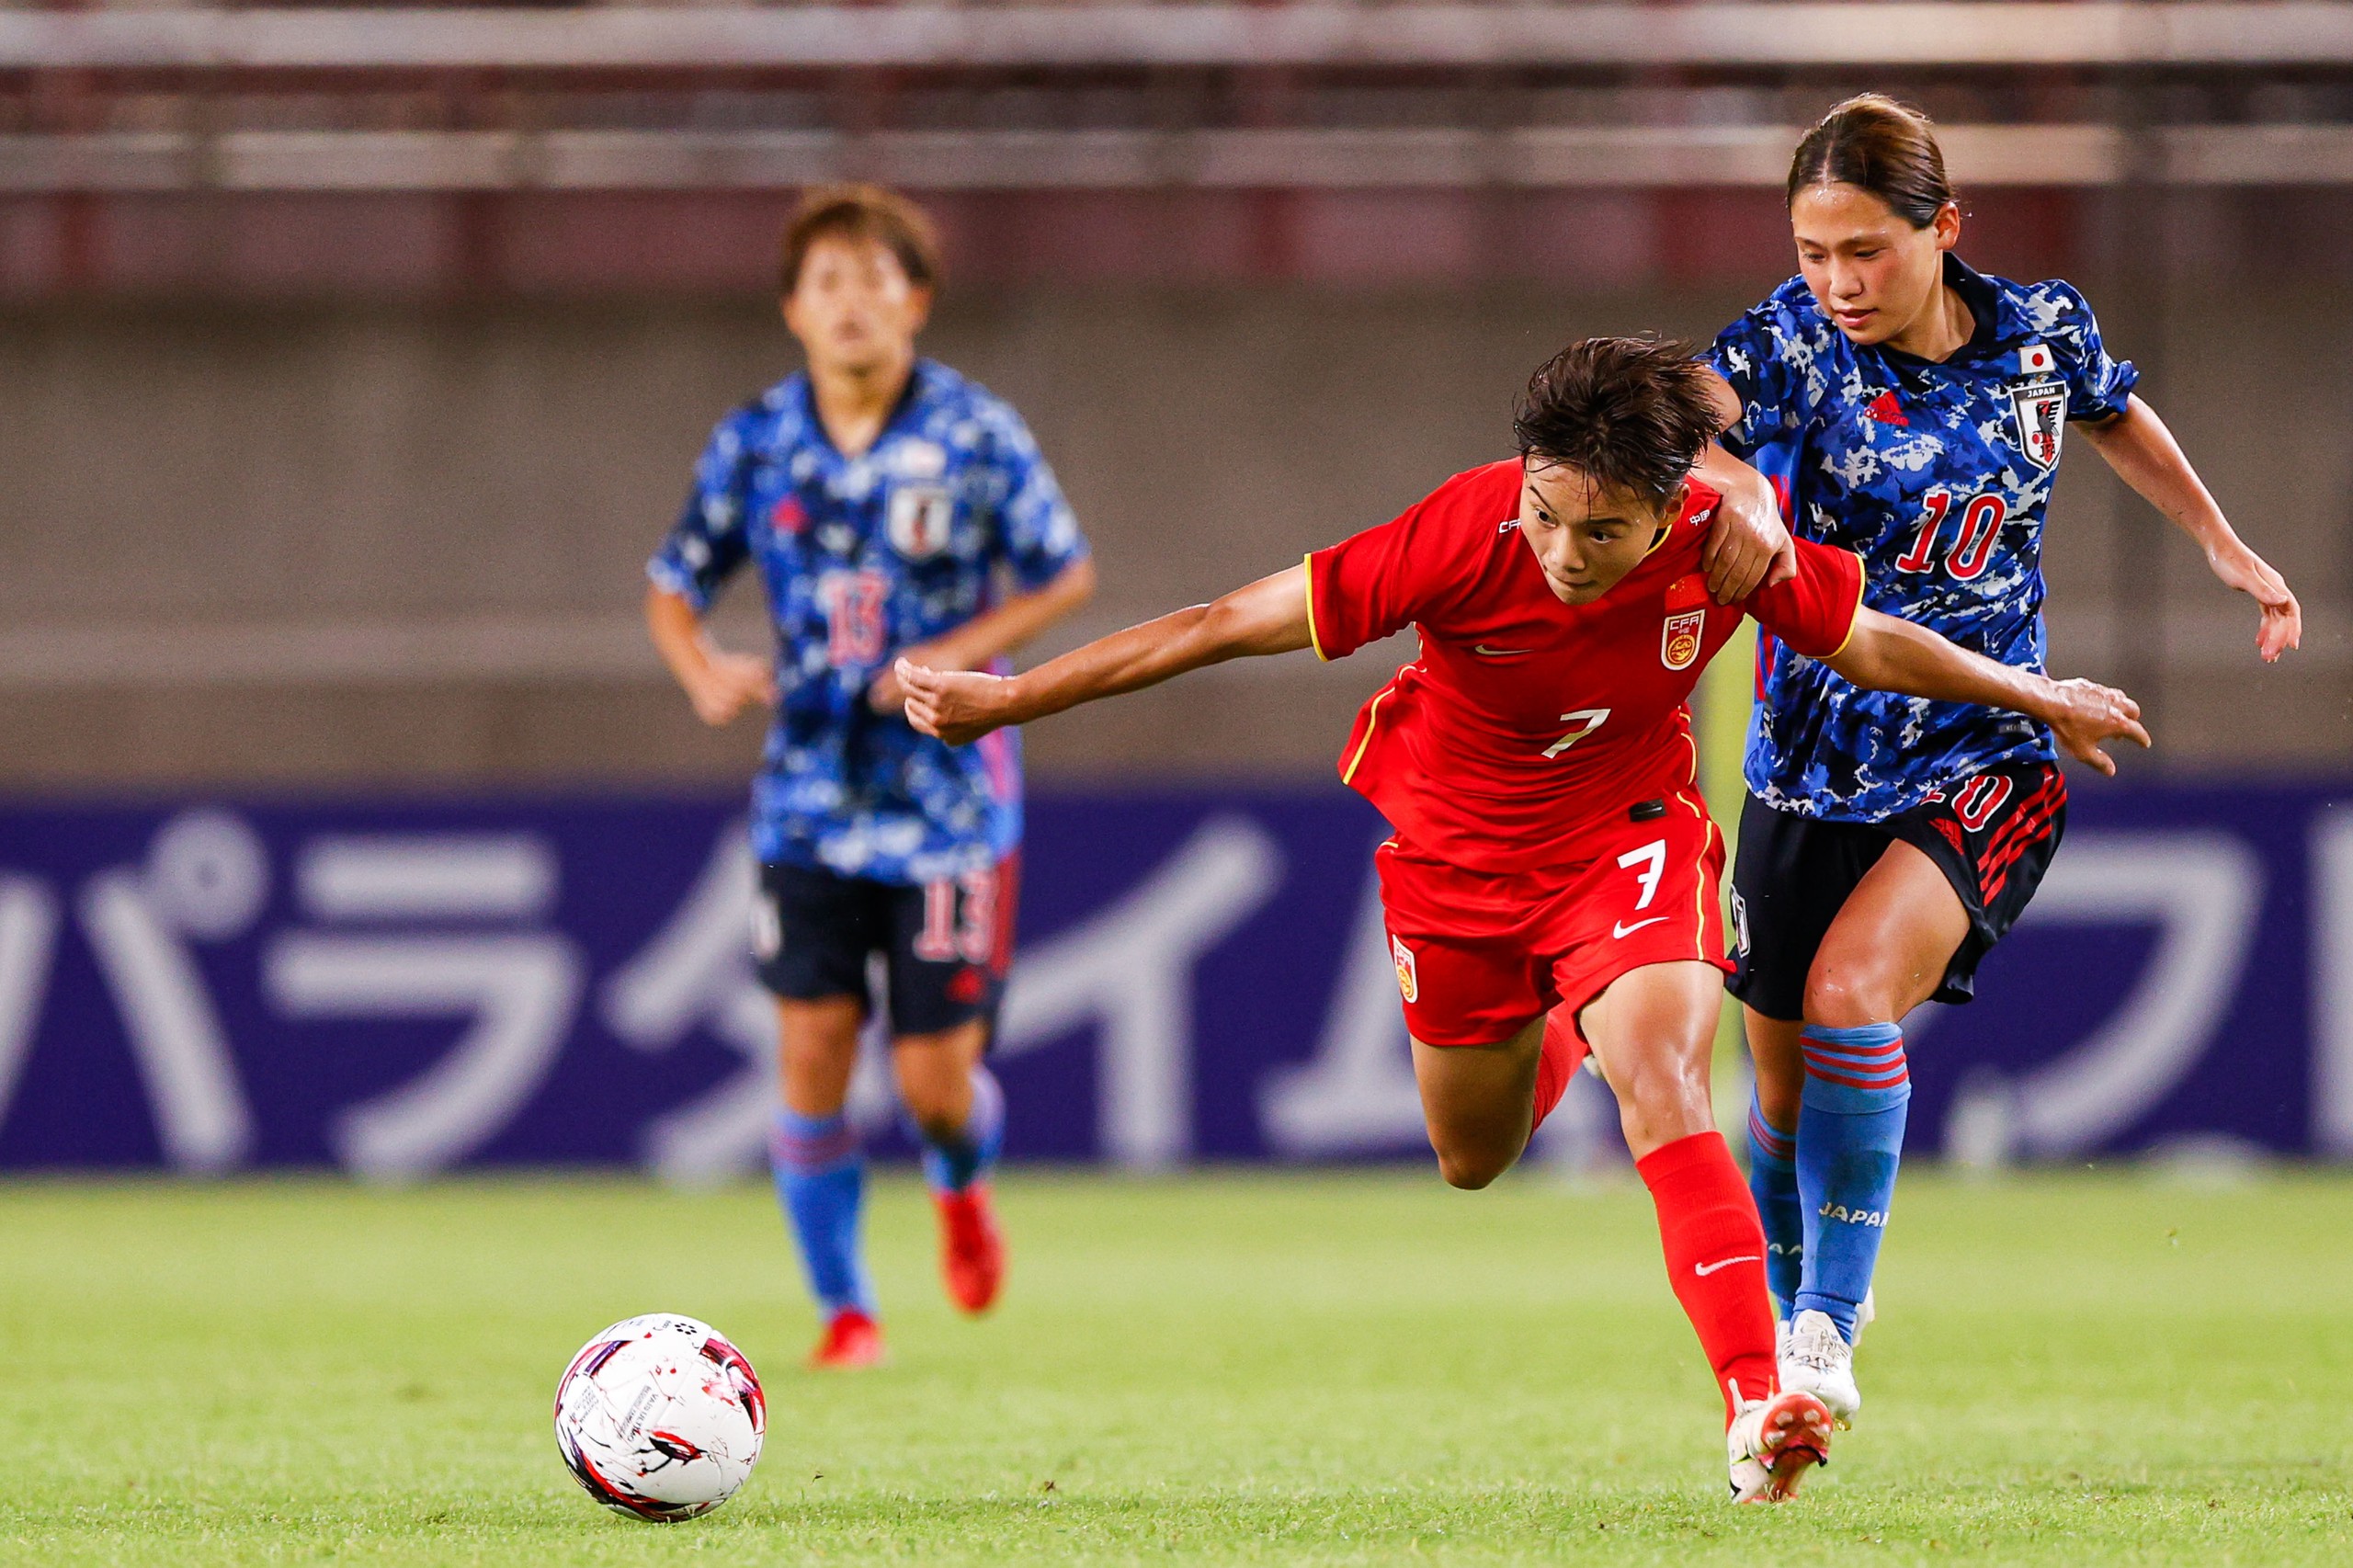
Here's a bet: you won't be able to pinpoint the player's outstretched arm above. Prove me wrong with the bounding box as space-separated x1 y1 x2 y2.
645 584 777 727
2079 394 2302 663
869 558 1097 712
1824 609 2152 777
901 564 1313 746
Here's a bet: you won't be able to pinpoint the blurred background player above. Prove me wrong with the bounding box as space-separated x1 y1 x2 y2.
1705 96 2303 1424
897 336 2147 1500
644 186 1096 1367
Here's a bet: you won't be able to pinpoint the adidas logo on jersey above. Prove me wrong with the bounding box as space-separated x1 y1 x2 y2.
1817 1202 1887 1227
1864 390 1907 426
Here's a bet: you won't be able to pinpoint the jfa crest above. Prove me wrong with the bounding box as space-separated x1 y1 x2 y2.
1661 609 1705 671
887 483 953 560
2009 343 2067 472
1389 935 1418 1004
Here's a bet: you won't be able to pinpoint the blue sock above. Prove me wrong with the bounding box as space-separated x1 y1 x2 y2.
769 1108 876 1320
1792 1023 1910 1344
1745 1090 1803 1321
916 1065 1005 1196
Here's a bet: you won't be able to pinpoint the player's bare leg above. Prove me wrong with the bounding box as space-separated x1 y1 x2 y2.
1411 964 1825 1500
893 1019 1008 1314
1583 960 1828 1499
1756 840 1966 1423
778 997 888 1369
1409 1019 1543 1189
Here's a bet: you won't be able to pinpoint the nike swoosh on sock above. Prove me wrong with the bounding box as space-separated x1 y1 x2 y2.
1695 1254 1764 1277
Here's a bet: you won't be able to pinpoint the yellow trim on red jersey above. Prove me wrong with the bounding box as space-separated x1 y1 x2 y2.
1302 552 1330 663
1677 788 1721 949
1341 688 1388 785
1824 548 1869 658
1649 485 1714 563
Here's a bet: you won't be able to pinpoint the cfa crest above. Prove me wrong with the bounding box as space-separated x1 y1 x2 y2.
886 483 953 559
1389 936 1418 1004
2009 377 2067 472
1661 608 1706 671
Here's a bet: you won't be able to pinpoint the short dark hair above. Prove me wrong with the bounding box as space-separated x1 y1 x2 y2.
1787 93 1955 229
780 184 942 296
1512 336 1722 508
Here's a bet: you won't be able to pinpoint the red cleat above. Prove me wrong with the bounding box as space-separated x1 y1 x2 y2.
806 1308 886 1369
1727 1388 1834 1503
935 1182 1007 1315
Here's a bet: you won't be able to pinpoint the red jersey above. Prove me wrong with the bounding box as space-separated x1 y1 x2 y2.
1305 460 1864 876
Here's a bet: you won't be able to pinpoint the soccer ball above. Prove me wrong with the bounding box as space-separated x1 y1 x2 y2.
552 1313 766 1521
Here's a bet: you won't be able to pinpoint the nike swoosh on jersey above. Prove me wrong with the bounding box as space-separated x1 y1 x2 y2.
1472 644 1533 657
1694 1254 1762 1277
1611 915 1669 938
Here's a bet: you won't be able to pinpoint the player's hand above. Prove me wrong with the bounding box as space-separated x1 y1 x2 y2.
1700 480 1796 603
683 650 777 727
2206 540 2302 663
898 659 1016 746
2041 676 2151 777
869 640 966 713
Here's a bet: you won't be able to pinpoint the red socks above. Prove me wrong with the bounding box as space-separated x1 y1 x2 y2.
1530 1027 1776 1426
1635 1131 1779 1426
1530 1006 1591 1132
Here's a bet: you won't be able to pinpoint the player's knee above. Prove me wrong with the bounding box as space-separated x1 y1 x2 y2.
893 1072 964 1139
1436 1151 1504 1190
1752 1070 1802 1132
1431 1131 1514 1189
1802 962 1894 1030
1614 1057 1714 1152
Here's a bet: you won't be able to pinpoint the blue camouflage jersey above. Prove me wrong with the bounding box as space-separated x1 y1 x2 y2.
1710 256 2137 822
649 358 1088 882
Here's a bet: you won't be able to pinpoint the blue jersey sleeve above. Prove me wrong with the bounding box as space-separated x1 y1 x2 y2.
976 399 1088 590
1707 289 1824 462
647 411 756 613
2033 279 2139 424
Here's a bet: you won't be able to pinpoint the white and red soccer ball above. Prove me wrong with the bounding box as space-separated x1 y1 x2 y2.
553 1314 766 1521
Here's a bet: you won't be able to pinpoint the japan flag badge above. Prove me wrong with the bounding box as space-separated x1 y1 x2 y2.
1389 936 1419 1004
887 483 953 559
2018 342 2056 376
2008 378 2068 472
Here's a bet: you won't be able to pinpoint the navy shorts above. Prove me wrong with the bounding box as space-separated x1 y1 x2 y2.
754 856 1018 1038
1728 761 2066 1020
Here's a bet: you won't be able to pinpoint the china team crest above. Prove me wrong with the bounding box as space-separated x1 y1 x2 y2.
1661 609 1705 671
2008 342 2067 472
1389 935 1418 1004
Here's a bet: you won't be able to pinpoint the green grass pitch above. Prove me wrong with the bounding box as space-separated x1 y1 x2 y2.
7 1169 2351 1565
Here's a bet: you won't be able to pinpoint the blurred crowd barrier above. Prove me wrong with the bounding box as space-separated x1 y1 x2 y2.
0 778 2345 1176
6 4 2353 785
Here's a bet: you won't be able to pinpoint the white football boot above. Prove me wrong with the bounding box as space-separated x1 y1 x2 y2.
1726 1388 1834 1503
1773 1285 1870 1357
1779 1309 1861 1427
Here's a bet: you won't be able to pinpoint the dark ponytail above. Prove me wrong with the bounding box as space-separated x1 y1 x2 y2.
1787 94 1955 229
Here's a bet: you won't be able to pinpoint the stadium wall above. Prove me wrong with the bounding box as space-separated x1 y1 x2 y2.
0 781 2344 1176
2 282 2347 785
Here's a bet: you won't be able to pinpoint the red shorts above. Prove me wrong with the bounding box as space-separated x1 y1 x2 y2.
1377 790 1730 1048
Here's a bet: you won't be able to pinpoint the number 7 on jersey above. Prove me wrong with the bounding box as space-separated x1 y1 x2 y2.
1543 708 1611 759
